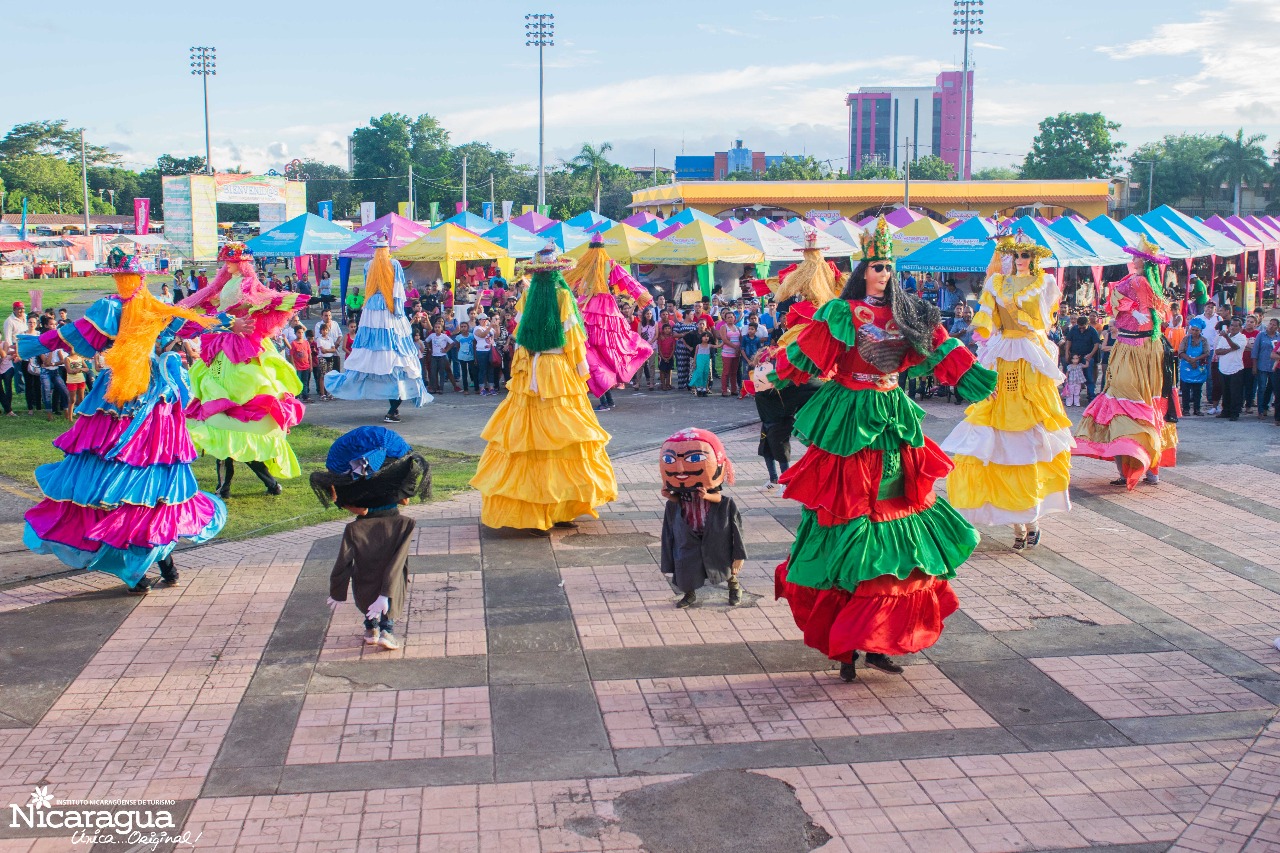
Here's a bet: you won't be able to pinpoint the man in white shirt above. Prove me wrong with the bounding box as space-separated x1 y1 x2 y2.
3 301 26 347
1215 316 1247 421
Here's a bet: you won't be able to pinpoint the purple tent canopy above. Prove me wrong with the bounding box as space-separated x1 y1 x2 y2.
339 213 429 257
621 211 662 228
715 219 737 233
654 222 682 239
510 211 558 233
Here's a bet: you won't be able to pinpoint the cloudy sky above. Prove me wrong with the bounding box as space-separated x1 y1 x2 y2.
6 0 1279 178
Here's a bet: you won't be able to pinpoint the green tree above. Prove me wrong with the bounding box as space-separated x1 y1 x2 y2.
908 155 955 181
0 155 82 212
971 166 1021 180
290 159 358 219
565 142 615 213
85 166 143 214
0 119 118 165
1210 128 1269 215
1127 134 1223 213
849 163 901 180
155 154 207 175
1021 112 1124 179
722 155 834 181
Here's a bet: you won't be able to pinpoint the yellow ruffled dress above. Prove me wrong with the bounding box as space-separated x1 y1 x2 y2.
942 271 1073 525
470 287 618 529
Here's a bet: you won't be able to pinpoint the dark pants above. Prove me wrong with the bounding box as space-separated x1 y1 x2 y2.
40 368 68 413
311 363 327 396
1221 370 1245 419
429 356 454 392
1083 360 1097 400
1181 381 1203 415
1209 364 1224 406
297 369 312 400
363 614 394 632
22 364 41 411
1259 371 1275 414
458 360 477 392
0 367 12 414
599 389 615 408
1243 370 1256 410
388 398 402 416
477 355 494 389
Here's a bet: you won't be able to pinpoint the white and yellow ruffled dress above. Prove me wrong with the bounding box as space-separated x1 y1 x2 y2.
941 271 1073 525
470 286 618 529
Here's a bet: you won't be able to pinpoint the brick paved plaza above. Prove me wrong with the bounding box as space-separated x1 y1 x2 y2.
1 419 1278 852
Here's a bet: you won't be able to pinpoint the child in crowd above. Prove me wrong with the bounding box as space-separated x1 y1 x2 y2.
473 316 496 395
454 322 477 394
690 331 714 397
1063 354 1086 407
423 320 458 394
64 352 87 420
289 328 314 402
656 323 676 391
738 323 762 397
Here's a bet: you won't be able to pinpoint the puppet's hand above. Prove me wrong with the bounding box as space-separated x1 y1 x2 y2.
697 485 723 503
230 316 252 335
366 596 389 621
660 487 678 502
731 559 743 574
326 596 343 613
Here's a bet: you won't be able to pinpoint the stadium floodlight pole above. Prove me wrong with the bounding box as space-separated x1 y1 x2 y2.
952 1 982 181
525 14 554 208
190 46 217 174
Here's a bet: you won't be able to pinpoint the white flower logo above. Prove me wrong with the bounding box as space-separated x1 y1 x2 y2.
29 787 53 809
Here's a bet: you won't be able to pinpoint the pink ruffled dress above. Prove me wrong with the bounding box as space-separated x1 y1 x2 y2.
580 264 654 398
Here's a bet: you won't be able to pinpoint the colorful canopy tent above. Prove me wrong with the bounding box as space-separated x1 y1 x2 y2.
1048 217 1131 266
1243 216 1280 243
584 217 616 233
1226 215 1279 248
537 222 591 252
804 217 834 230
393 223 511 284
441 210 496 235
565 211 607 231
892 217 952 259
823 220 864 248
1145 205 1241 257
1203 215 1263 252
1121 215 1203 259
482 222 547 258
0 240 37 252
634 220 765 299
563 223 658 264
1087 216 1146 253
1001 216 1114 268
663 207 722 229
859 208 924 229
510 210 558 233
339 213 429 257
245 213 358 256
620 211 662 228
635 219 665 236
775 219 858 257
897 216 997 272
728 220 805 262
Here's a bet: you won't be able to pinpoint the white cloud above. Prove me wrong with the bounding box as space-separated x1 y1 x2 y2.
696 24 757 38
973 41 1006 51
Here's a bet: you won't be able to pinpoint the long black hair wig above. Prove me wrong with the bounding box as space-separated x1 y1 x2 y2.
840 260 941 354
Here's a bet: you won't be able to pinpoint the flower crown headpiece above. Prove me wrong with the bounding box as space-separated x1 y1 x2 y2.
218 241 253 262
995 230 1053 260
1123 234 1169 266
859 215 894 263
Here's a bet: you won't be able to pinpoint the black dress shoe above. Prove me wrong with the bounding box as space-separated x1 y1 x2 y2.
839 661 857 682
865 653 904 674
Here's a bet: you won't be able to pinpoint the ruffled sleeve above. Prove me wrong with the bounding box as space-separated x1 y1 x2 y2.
609 264 651 306
970 276 997 341
559 289 589 378
770 298 854 387
19 296 122 360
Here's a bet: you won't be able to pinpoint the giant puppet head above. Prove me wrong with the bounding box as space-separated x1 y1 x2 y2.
659 428 735 500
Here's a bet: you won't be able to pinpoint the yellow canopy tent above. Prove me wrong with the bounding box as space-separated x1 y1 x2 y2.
563 223 658 264
633 220 765 299
393 222 512 283
892 217 952 258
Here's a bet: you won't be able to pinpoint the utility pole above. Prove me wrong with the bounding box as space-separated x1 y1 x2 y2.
952 2 982 181
489 171 495 209
525 14 555 208
189 47 217 174
408 162 414 219
80 128 91 236
903 137 911 210
462 153 468 211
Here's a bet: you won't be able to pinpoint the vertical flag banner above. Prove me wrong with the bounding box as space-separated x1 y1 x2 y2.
428 202 440 224
317 200 334 221
501 200 513 222
133 198 151 235
482 202 494 222
455 202 466 214
521 205 534 215
20 198 28 240
537 205 551 218
360 202 376 226
398 202 409 217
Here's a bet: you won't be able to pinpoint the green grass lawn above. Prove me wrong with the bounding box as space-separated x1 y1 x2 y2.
0 418 477 542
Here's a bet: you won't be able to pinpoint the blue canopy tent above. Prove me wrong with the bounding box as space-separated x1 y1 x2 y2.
1144 205 1240 258
1120 215 1200 259
442 210 495 234
483 222 547 258
1087 216 1146 252
584 216 616 233
636 219 665 236
565 211 607 230
246 214 360 318
537 222 590 252
897 217 997 272
1048 217 1130 266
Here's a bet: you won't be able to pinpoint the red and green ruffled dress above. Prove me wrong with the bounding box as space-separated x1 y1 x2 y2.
769 296 997 660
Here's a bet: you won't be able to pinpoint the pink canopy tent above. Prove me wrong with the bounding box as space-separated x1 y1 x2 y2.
339 212 430 257
654 222 682 239
715 219 737 233
510 211 558 233
803 217 833 230
621 211 663 228
859 208 924 229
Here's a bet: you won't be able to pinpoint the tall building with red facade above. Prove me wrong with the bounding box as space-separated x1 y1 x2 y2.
845 71 973 179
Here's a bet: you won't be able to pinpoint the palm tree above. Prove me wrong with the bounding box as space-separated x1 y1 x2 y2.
566 142 613 214
1210 129 1269 215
